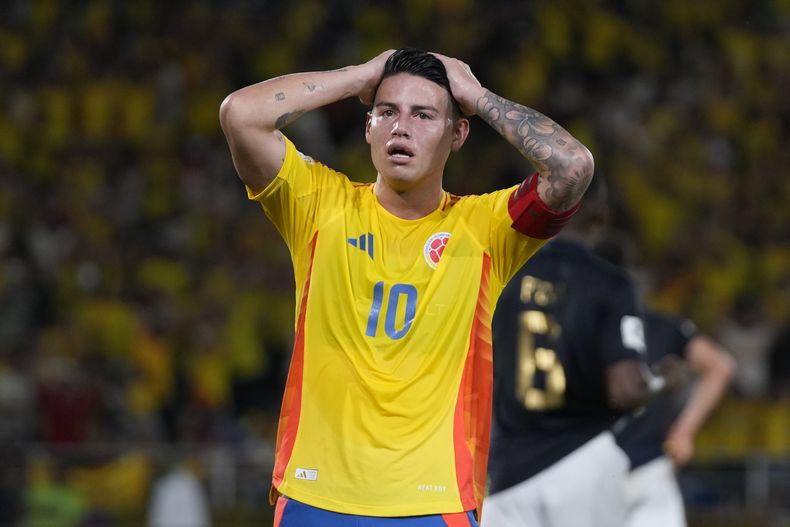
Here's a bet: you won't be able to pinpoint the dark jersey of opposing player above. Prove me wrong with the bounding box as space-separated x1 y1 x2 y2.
615 310 696 470
488 239 646 493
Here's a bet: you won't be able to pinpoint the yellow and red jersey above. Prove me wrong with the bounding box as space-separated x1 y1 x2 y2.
248 136 547 516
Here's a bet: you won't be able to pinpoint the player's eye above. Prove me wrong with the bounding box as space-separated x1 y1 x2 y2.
417 112 431 120
381 109 395 117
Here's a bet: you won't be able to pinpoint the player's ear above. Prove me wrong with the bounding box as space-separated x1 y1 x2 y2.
450 117 469 152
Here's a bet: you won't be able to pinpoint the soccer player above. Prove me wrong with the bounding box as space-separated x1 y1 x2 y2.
615 310 735 527
482 179 656 527
219 48 593 526
594 234 736 527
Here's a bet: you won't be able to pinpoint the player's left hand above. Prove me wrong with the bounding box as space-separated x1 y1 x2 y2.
431 52 486 116
665 428 694 469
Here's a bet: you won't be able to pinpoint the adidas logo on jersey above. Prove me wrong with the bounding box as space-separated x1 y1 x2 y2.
348 233 374 260
294 468 318 481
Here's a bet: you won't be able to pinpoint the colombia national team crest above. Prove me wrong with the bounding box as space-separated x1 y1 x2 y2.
423 232 451 270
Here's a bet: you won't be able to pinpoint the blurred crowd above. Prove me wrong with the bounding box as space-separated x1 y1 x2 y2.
0 0 788 524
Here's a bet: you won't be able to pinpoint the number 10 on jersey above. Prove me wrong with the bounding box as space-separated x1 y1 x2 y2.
366 281 418 340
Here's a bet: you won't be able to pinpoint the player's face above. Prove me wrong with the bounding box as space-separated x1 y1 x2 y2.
366 73 468 193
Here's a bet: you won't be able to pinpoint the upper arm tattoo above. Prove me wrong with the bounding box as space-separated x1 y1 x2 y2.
275 110 304 129
477 91 592 209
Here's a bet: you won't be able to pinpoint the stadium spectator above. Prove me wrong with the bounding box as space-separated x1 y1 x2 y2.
715 293 774 399
0 350 34 524
24 458 88 527
768 322 790 401
218 47 592 525
147 460 211 527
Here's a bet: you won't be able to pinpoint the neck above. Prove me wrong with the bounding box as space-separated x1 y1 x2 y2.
374 178 444 220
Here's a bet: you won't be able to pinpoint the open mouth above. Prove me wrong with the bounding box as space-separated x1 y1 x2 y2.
387 144 414 161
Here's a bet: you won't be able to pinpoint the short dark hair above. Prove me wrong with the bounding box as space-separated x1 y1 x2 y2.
379 48 460 117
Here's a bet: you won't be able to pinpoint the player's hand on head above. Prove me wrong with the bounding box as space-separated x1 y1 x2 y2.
431 52 485 116
357 49 395 106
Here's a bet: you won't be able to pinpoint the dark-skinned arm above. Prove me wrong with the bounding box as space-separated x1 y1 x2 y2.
606 359 654 411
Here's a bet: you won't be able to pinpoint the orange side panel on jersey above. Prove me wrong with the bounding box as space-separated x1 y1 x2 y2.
453 254 493 515
441 512 473 527
271 233 319 493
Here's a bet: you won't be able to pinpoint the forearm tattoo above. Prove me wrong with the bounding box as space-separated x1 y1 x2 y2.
477 91 591 209
271 75 352 130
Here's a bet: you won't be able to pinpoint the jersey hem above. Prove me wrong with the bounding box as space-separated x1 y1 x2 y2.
275 485 467 517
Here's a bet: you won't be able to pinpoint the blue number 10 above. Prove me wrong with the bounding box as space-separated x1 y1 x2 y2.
365 281 418 340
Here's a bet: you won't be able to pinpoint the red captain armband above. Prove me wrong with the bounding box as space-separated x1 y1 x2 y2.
507 173 580 239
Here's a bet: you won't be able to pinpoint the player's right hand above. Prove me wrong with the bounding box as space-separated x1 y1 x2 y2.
357 50 395 105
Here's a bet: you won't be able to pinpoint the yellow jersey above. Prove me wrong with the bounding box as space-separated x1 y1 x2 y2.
249 136 547 516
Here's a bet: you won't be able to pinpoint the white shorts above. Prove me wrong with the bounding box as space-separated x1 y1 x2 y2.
482 431 629 527
624 456 686 527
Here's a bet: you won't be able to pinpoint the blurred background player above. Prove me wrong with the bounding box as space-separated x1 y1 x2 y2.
594 235 736 527
482 175 659 527
219 48 592 526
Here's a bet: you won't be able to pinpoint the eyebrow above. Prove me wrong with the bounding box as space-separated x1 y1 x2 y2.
374 102 440 114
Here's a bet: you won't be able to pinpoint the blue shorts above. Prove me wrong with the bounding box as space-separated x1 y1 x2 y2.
274 496 479 527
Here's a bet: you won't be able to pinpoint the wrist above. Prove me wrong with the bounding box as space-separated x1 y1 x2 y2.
668 424 694 440
350 63 382 105
462 87 488 117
